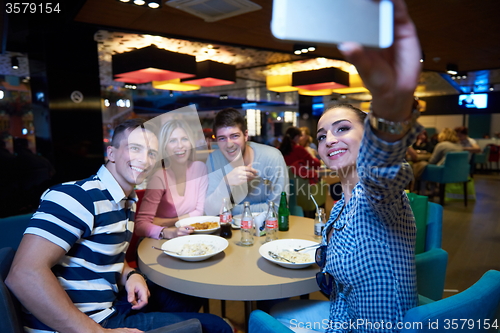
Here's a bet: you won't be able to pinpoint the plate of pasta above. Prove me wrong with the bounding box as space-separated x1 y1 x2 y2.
161 234 228 261
259 239 318 269
175 216 220 234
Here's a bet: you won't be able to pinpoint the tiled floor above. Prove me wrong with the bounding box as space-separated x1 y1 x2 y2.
207 173 500 332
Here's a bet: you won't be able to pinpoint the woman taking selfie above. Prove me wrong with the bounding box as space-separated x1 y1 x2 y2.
271 0 422 330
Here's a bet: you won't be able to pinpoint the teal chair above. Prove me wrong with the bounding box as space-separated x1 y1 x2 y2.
402 270 500 332
0 247 24 333
249 310 293 333
269 202 448 328
288 177 304 217
473 145 489 171
260 271 500 333
420 151 470 206
415 202 448 301
0 214 32 250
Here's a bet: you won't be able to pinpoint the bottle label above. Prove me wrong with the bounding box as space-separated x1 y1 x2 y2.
266 218 278 229
241 218 253 229
279 215 289 225
220 212 232 224
314 223 325 236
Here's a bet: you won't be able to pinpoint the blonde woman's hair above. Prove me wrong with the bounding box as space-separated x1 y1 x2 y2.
299 126 313 145
438 128 459 143
158 119 196 167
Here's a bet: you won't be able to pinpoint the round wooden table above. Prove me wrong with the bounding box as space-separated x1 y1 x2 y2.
137 215 320 326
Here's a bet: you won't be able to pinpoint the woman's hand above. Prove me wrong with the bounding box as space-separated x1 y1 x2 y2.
338 0 421 122
161 226 194 239
175 226 194 237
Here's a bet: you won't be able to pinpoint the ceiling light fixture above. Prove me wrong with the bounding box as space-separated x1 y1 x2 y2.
181 60 236 87
298 88 333 96
112 45 197 84
152 79 200 91
266 74 298 93
292 67 349 91
331 74 368 94
124 83 137 89
446 63 458 75
293 43 317 55
11 56 19 69
117 0 161 8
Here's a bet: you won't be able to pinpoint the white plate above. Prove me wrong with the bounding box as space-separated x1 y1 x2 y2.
259 239 319 269
232 212 263 229
175 216 220 234
161 234 228 262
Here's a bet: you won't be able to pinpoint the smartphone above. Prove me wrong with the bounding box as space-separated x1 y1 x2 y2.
271 0 394 49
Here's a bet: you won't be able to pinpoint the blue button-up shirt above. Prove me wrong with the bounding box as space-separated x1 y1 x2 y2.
322 119 423 332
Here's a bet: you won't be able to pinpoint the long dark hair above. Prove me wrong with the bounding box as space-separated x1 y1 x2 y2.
279 126 302 156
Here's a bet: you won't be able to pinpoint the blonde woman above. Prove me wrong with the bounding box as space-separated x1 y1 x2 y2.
427 128 463 165
411 128 463 193
299 126 319 159
135 119 208 240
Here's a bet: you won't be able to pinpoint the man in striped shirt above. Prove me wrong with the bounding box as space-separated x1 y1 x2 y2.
6 119 231 333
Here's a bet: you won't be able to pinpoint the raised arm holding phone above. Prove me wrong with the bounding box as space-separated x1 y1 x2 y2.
271 0 424 331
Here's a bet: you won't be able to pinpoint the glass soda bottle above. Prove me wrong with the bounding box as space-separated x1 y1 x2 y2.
240 201 254 246
219 197 232 239
265 201 279 242
314 208 326 239
278 192 289 231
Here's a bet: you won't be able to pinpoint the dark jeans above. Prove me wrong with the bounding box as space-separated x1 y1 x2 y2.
101 281 232 333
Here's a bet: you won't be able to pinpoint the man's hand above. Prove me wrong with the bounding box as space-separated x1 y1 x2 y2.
225 165 258 186
126 273 150 310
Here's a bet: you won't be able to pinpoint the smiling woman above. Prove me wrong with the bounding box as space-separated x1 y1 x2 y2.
134 119 208 241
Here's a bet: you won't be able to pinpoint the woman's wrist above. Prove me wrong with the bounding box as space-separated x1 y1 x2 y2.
160 227 177 240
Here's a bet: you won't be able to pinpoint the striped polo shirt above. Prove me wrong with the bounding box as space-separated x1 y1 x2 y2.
23 166 137 332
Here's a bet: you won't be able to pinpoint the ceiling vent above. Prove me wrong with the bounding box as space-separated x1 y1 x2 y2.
166 0 262 22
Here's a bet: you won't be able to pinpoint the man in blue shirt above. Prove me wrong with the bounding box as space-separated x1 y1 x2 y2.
6 119 231 333
205 108 288 216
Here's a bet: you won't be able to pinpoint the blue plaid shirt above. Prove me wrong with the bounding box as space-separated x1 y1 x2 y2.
322 120 423 332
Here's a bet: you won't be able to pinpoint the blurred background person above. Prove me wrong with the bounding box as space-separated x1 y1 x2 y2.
135 119 208 240
279 126 321 184
412 128 463 193
412 130 434 153
455 126 481 154
298 126 319 159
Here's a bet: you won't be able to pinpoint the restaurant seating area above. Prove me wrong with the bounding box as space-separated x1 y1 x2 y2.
247 269 500 332
203 173 500 332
